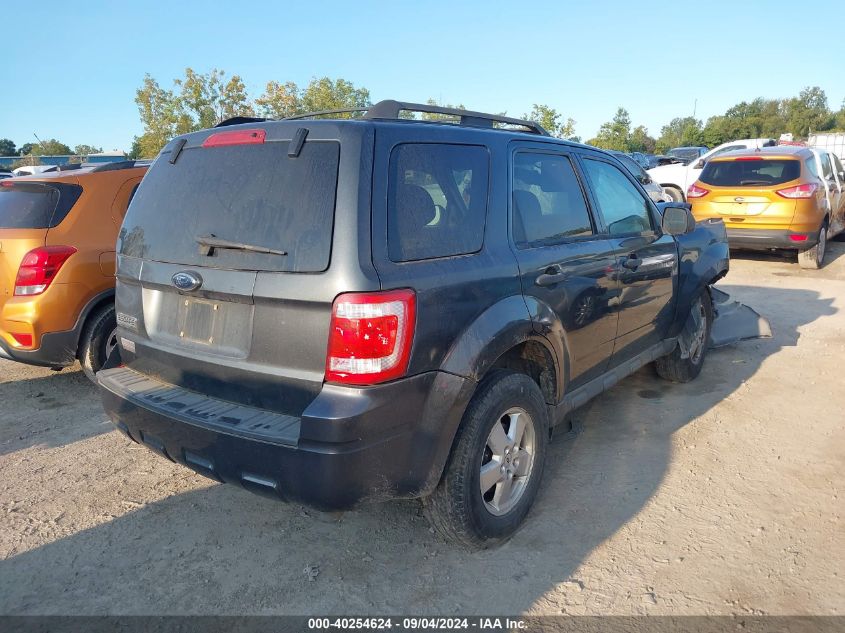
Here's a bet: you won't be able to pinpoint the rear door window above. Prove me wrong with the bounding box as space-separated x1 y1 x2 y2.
0 181 82 229
387 143 489 262
699 159 801 187
120 140 340 272
582 158 654 236
512 152 594 247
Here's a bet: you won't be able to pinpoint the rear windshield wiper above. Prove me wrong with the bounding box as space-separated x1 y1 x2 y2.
739 180 770 186
196 234 287 257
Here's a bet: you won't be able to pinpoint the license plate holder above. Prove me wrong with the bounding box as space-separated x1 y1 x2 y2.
178 298 218 345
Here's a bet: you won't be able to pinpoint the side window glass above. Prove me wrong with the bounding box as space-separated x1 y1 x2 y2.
820 154 833 179
511 153 593 248
806 158 819 178
388 143 489 262
582 158 654 236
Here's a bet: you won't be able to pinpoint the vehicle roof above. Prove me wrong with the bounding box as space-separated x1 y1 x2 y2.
709 145 813 161
670 146 707 150
175 116 597 153
10 162 148 183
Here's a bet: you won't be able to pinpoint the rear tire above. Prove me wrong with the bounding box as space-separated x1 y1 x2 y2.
655 291 713 383
423 370 549 548
797 224 827 269
664 186 685 203
78 304 117 383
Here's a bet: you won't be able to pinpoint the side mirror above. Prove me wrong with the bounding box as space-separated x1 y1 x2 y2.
695 159 706 169
661 204 696 236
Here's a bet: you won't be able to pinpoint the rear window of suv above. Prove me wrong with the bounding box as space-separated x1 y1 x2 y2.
387 143 489 262
0 181 83 229
699 159 801 187
119 140 340 273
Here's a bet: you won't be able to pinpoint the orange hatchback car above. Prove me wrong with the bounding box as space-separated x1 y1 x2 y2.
0 161 148 380
687 146 843 269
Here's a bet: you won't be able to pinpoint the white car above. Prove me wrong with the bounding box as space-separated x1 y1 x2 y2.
809 148 845 235
648 138 776 202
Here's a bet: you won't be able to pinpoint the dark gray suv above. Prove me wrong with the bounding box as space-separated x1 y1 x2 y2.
98 101 729 546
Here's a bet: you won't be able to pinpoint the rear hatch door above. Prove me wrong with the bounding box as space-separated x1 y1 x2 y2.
117 123 365 416
699 158 800 226
0 180 82 310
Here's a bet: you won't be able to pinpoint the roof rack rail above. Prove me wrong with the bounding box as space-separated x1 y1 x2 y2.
90 160 150 173
215 116 268 128
283 100 550 135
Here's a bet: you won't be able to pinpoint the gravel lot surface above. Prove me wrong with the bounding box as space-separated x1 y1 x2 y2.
1 242 843 616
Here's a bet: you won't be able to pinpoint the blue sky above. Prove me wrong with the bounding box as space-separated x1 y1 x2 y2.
2 0 844 153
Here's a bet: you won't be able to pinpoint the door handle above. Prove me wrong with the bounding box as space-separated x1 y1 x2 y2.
622 254 641 270
535 266 565 287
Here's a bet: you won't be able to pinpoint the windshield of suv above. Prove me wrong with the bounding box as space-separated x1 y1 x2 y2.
699 159 801 187
0 181 83 229
119 139 340 272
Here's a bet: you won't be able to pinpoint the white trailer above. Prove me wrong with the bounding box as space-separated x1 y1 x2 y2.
808 132 845 160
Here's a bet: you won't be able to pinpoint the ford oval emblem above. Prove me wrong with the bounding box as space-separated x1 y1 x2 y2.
172 271 202 292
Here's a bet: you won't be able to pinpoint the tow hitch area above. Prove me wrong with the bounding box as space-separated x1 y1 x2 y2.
709 287 772 348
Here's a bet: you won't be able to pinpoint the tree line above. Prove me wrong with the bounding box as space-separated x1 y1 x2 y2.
4 70 844 164
0 139 105 169
588 86 845 153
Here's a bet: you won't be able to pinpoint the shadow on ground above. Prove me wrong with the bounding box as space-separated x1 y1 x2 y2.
0 365 111 458
0 286 836 614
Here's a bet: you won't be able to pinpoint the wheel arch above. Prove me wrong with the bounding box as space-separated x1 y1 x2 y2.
73 289 116 357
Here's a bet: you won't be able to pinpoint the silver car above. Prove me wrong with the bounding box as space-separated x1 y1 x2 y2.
610 151 671 203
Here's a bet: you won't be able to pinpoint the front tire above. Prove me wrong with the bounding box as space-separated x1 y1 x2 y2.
423 370 549 547
78 304 117 383
664 186 685 203
797 224 827 269
655 291 713 383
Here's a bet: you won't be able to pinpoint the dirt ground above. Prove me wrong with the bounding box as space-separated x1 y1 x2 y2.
1 243 843 616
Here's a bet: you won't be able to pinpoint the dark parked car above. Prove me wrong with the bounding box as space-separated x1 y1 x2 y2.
98 100 730 546
667 146 708 164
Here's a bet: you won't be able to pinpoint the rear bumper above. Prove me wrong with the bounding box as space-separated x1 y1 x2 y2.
98 366 475 511
726 228 818 250
0 328 78 368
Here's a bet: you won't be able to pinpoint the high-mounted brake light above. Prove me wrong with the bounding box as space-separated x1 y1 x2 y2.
202 129 266 148
14 246 77 296
687 184 709 199
325 289 416 385
776 183 818 199
734 156 763 161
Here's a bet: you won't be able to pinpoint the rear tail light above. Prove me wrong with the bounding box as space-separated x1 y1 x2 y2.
789 234 808 242
776 183 818 199
325 289 416 385
14 246 77 296
687 184 709 199
202 129 266 148
10 332 33 348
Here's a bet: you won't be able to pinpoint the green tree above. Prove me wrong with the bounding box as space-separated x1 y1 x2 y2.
134 73 189 158
175 68 254 129
255 80 301 118
524 104 578 141
0 138 16 155
782 86 832 137
629 125 656 153
19 142 36 156
589 107 632 151
657 116 703 152
29 139 72 155
73 144 103 156
299 77 370 115
134 68 255 157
